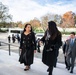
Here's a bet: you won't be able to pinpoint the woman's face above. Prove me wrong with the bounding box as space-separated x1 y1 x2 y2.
25 25 31 32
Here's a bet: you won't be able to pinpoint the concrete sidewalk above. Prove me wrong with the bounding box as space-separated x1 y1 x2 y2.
0 50 76 75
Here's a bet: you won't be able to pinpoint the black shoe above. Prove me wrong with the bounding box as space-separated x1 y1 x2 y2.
48 72 52 75
24 68 29 71
67 66 70 70
70 70 73 73
24 67 30 71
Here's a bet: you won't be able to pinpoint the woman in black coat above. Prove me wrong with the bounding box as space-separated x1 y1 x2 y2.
19 24 36 71
40 21 62 75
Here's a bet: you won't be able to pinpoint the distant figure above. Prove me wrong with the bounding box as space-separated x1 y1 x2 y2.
8 35 11 43
62 40 68 69
37 38 41 53
65 32 76 73
12 34 15 43
17 34 20 43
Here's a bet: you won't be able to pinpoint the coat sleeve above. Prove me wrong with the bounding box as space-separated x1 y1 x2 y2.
20 33 23 49
54 33 62 50
32 32 37 50
40 31 46 43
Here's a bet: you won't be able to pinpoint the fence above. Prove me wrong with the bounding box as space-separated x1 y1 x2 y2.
0 41 20 56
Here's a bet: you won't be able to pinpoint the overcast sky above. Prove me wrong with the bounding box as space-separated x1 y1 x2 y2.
0 0 76 22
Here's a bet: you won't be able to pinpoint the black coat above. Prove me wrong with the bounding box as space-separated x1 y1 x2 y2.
19 32 36 66
41 32 62 66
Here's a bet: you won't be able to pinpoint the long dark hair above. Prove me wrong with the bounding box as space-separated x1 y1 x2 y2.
23 23 33 33
48 21 61 40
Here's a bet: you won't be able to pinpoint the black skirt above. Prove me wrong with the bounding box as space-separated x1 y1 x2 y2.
19 48 34 66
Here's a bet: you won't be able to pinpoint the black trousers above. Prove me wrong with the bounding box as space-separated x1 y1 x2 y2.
64 56 68 68
48 65 53 75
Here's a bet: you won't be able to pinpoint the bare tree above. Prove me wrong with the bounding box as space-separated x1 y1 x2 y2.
0 2 12 27
41 13 62 31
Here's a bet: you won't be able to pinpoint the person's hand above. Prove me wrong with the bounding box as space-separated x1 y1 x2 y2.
34 50 36 53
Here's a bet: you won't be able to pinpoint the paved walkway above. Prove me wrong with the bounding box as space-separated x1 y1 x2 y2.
0 50 76 75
